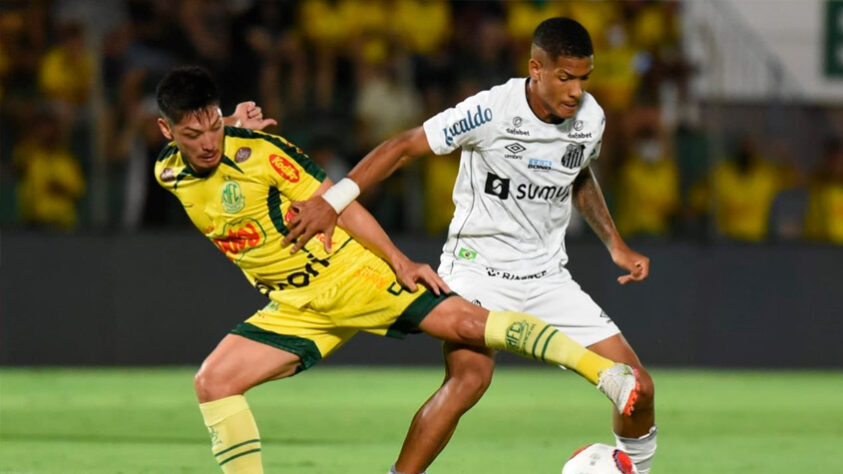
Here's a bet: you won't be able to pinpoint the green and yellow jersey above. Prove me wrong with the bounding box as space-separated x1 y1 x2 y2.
154 126 370 308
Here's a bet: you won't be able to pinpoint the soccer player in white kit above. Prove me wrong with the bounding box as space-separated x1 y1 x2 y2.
285 18 657 474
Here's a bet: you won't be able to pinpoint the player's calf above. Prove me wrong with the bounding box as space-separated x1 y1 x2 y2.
612 366 656 473
483 310 640 414
194 335 302 473
199 395 264 474
419 301 640 414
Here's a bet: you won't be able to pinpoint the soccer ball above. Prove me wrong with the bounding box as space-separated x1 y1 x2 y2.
561 443 638 474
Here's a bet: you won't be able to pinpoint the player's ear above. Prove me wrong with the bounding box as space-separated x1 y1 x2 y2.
528 57 543 82
157 118 174 140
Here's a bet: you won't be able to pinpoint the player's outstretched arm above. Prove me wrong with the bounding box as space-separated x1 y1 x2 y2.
572 166 650 284
223 101 277 130
345 126 433 192
337 199 450 296
283 126 432 253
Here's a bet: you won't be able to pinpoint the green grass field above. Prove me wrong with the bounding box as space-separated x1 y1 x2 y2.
1 367 841 473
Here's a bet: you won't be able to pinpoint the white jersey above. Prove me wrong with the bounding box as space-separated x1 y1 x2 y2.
423 78 606 276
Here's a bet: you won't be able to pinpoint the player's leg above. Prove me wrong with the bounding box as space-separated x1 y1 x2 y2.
392 342 495 474
340 256 634 473
195 333 302 474
417 296 638 413
588 334 657 474
525 273 656 474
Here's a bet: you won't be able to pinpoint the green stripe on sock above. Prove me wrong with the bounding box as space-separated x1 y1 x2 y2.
218 448 262 466
214 439 261 458
540 331 557 363
530 325 552 360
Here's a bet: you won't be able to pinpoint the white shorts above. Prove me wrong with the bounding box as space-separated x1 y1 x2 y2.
441 263 620 347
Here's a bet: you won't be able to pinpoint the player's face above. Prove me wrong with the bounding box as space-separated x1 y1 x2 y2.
157 105 225 173
529 53 593 122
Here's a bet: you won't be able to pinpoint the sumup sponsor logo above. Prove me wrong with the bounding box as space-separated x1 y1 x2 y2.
484 172 570 203
442 105 492 146
515 183 571 202
483 172 510 199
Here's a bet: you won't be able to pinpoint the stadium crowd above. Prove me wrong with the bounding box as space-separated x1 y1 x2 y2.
1 0 841 244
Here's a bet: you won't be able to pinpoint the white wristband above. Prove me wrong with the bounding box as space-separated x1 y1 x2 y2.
321 178 360 214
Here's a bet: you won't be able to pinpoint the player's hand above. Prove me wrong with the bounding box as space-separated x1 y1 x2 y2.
231 101 277 130
610 244 650 285
282 197 337 253
392 257 451 296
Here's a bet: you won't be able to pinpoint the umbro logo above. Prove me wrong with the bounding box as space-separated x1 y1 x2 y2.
505 142 526 154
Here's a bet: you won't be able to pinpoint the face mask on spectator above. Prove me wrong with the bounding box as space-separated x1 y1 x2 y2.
637 139 661 163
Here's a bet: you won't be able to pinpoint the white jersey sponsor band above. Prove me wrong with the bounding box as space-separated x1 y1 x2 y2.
423 78 606 275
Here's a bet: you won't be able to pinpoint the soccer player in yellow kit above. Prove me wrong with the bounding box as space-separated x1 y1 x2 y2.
153 66 639 474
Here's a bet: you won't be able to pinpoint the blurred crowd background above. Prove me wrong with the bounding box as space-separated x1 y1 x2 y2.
1 0 842 245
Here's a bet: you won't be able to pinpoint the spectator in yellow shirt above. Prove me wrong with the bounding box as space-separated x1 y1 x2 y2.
14 109 85 230
37 23 93 105
616 128 680 238
804 140 843 244
693 138 792 242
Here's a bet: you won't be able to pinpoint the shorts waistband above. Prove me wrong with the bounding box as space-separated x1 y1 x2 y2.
482 266 554 281
441 257 564 281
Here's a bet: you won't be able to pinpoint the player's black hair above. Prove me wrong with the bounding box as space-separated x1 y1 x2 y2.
156 66 220 124
532 17 593 59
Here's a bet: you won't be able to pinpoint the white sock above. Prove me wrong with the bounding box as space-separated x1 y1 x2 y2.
615 425 657 474
388 464 426 474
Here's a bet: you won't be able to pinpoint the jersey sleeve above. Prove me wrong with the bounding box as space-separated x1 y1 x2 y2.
423 89 495 155
584 110 607 167
257 133 327 201
153 142 180 192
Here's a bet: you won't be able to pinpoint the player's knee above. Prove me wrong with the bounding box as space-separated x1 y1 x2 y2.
194 365 240 402
453 314 486 345
633 367 655 410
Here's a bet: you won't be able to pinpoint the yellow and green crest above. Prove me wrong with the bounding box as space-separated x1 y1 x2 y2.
221 181 245 213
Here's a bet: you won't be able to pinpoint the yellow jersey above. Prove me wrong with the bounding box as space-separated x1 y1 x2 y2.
804 181 843 244
711 161 782 241
616 157 680 237
15 143 86 229
154 127 370 308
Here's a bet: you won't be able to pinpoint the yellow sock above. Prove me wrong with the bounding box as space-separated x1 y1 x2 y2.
484 310 615 384
199 395 263 474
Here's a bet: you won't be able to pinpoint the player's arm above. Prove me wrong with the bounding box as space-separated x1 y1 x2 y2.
572 166 650 285
301 179 449 295
283 127 432 253
338 200 450 295
346 126 432 192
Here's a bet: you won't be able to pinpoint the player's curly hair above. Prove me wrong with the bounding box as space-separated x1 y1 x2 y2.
156 66 220 124
532 17 593 59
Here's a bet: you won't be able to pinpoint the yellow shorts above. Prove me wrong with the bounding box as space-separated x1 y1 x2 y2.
231 254 451 371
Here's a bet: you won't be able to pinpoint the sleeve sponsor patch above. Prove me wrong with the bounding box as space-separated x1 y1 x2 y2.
442 105 493 146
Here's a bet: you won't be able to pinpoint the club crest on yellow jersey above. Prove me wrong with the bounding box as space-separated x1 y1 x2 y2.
221 181 245 213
